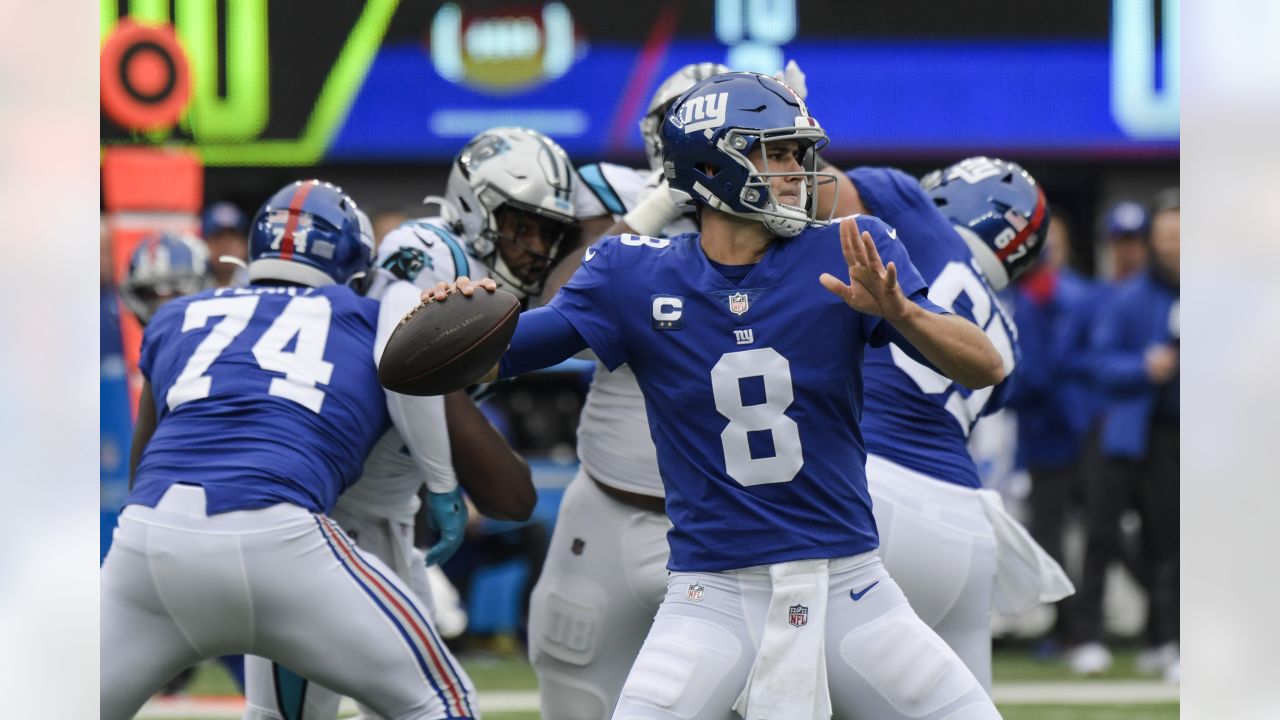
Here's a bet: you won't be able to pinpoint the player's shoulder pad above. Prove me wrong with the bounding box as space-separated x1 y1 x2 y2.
577 163 631 217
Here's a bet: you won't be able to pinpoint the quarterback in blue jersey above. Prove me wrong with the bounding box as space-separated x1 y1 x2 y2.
101 181 477 720
833 158 1072 691
428 73 1003 719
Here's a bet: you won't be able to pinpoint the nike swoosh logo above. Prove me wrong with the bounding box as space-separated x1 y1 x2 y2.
584 247 597 261
888 227 898 240
850 581 880 601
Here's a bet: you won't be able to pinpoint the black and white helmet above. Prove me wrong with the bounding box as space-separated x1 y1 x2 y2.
640 62 731 174
441 127 578 298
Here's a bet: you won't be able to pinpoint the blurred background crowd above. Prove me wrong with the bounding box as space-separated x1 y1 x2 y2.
99 0 1180 700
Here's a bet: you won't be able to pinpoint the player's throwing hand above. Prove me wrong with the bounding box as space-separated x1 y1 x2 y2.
820 219 912 322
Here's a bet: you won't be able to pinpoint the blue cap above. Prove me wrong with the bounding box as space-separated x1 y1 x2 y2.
202 201 248 238
1106 201 1148 237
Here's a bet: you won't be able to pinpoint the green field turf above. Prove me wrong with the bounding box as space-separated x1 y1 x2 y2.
166 648 1177 719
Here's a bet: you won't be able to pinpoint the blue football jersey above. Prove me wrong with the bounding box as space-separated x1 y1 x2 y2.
130 284 390 514
852 167 1019 488
550 218 936 572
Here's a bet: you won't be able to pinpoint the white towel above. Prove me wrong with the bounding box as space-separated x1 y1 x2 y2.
976 489 1076 615
732 559 833 720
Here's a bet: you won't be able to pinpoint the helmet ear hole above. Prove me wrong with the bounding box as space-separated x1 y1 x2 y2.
698 162 722 178
932 197 948 208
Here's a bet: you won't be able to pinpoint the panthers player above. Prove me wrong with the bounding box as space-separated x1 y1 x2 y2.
119 231 214 325
101 180 477 720
834 158 1071 691
432 72 1004 719
378 126 580 303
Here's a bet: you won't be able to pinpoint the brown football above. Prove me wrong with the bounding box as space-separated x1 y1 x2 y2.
378 288 520 396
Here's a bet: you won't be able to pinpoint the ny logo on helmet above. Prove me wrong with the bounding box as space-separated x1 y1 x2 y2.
674 92 729 133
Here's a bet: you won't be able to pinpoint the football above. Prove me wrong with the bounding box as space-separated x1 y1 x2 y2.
377 288 521 396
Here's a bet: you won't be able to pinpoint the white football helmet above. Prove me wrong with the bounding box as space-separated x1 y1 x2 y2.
441 127 578 298
640 62 730 174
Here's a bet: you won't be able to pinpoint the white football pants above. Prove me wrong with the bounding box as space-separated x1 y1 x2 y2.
242 503 448 720
866 454 999 692
100 485 476 720
612 551 999 720
528 469 671 719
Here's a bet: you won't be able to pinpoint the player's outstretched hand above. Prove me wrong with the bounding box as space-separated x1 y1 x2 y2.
423 487 468 566
421 276 498 304
819 220 912 322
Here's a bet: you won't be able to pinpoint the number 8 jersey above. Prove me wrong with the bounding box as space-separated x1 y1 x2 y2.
549 219 940 572
129 284 390 515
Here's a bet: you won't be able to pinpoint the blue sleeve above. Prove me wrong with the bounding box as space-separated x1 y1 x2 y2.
496 306 589 378
1091 292 1149 394
853 216 933 346
547 237 627 369
848 167 933 216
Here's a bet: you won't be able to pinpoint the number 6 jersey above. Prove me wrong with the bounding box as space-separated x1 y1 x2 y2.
549 219 942 572
129 284 390 515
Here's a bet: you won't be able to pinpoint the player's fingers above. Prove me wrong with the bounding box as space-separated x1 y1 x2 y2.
456 276 475 297
819 272 851 300
862 231 885 272
848 222 869 269
884 261 898 290
478 278 497 292
839 220 858 266
428 280 450 302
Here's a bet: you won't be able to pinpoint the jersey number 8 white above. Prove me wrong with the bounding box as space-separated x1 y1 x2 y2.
166 295 335 413
711 347 804 486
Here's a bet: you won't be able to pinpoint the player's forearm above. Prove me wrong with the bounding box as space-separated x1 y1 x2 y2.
889 306 1005 389
128 380 158 490
444 391 535 521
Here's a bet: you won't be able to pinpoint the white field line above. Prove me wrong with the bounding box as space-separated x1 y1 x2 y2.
136 682 1179 718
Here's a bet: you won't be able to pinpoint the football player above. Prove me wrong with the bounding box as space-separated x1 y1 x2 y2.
101 180 478 720
118 231 214 325
833 158 1073 691
526 62 723 720
243 130 579 720
430 72 1004 719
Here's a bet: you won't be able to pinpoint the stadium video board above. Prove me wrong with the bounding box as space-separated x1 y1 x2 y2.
100 0 1179 164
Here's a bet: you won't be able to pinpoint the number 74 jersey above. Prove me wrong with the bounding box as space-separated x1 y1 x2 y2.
549 221 937 573
130 284 390 515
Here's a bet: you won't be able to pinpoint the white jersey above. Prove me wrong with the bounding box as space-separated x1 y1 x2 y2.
336 218 486 523
573 163 698 498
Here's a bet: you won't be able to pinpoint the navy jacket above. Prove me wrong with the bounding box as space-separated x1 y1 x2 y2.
1092 268 1179 458
1009 267 1099 469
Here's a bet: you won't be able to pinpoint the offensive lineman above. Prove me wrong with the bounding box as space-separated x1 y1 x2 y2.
835 159 1073 690
245 127 585 720
101 180 477 720
430 73 1004 719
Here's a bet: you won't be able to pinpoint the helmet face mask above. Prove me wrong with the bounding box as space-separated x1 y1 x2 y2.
443 127 579 299
660 72 839 238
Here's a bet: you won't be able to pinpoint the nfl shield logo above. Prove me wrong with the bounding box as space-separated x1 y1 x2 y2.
686 583 705 602
729 292 749 316
788 604 809 627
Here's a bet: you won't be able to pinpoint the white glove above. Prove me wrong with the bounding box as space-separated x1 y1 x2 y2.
623 178 684 237
774 59 807 100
